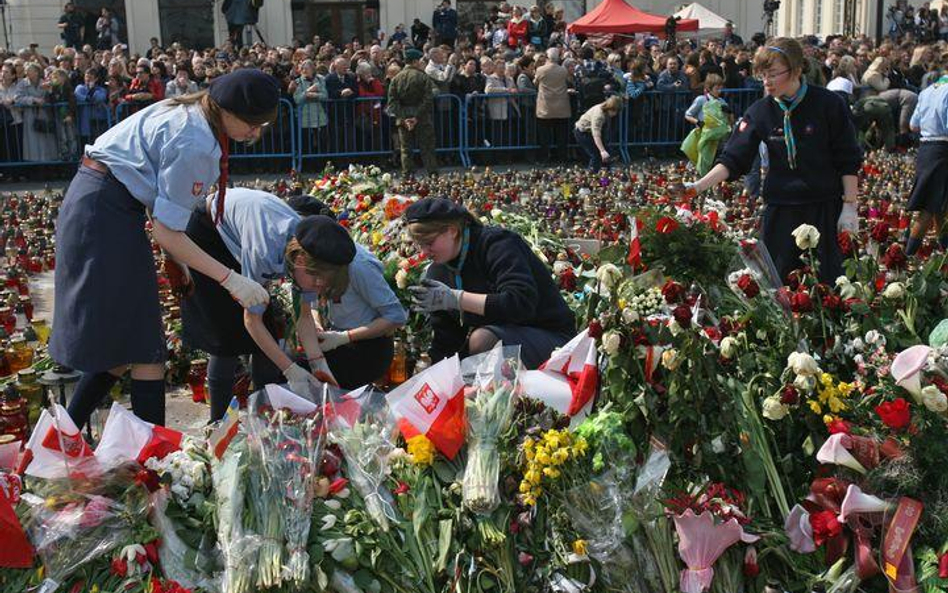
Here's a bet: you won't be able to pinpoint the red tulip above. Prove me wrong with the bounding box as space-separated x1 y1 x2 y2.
875 398 911 431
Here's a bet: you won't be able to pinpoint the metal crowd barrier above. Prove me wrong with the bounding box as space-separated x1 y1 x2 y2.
296 94 464 172
0 101 113 167
0 89 769 170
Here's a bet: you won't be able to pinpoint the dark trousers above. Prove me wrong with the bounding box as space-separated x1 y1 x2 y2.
325 337 394 390
761 200 843 284
207 353 283 422
539 117 568 162
574 128 604 171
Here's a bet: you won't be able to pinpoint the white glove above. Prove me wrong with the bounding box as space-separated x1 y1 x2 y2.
220 269 270 309
599 149 610 161
316 330 351 352
283 363 321 396
838 201 858 234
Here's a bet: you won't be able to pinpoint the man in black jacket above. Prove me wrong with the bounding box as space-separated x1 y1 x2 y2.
411 18 431 48
325 56 359 153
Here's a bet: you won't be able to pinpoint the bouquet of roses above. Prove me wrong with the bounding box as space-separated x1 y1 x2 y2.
20 463 151 593
244 384 326 588
460 344 522 514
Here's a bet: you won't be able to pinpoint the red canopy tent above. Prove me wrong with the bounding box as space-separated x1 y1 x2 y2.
567 0 699 35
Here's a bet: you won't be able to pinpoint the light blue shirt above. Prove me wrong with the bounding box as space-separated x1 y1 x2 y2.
910 80 948 138
327 245 408 330
207 187 299 285
86 100 221 231
686 94 727 123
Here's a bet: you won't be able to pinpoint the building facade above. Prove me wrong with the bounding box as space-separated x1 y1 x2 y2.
2 0 886 56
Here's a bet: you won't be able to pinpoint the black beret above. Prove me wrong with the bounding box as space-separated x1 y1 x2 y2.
295 215 356 266
404 197 474 223
209 69 280 117
287 194 335 218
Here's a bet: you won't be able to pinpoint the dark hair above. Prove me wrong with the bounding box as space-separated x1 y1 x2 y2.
518 55 534 69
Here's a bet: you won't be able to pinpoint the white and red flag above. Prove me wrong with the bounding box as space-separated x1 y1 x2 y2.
95 403 183 466
521 329 599 420
388 354 466 460
20 404 96 479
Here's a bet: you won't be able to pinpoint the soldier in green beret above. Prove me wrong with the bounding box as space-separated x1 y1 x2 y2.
387 48 440 177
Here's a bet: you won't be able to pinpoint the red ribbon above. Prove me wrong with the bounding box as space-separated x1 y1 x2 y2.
215 132 229 225
883 497 923 593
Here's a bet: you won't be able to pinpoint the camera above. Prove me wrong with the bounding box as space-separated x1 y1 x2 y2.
664 15 680 37
763 0 781 15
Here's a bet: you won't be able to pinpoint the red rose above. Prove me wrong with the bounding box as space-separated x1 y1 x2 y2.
393 481 410 496
655 216 679 234
661 280 686 304
587 320 604 339
111 557 128 577
780 385 799 405
736 274 760 298
870 221 890 243
827 418 851 435
672 304 692 328
809 510 843 546
882 243 907 270
559 267 577 292
790 291 813 313
144 540 160 566
837 231 854 256
134 468 161 493
938 551 948 579
822 294 843 311
875 398 911 431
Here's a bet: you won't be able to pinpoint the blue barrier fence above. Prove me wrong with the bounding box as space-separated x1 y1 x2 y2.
0 88 764 171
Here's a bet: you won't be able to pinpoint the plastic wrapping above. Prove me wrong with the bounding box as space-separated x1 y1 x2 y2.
150 489 220 593
21 464 150 593
726 240 791 315
244 384 327 589
460 344 522 514
211 438 259 593
327 385 399 532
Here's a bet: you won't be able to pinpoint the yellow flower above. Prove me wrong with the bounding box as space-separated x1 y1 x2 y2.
372 231 384 246
523 437 535 451
91 587 100 593
535 450 552 466
524 447 535 461
828 396 847 414
838 382 854 397
543 431 561 449
823 414 835 425
572 539 588 556
406 434 436 466
525 470 542 485
572 437 589 456
542 466 561 479
617 298 627 309
551 449 570 465
808 400 823 415
820 373 833 387
519 481 532 494
522 494 536 506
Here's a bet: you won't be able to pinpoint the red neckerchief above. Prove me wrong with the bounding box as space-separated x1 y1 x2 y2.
215 131 229 225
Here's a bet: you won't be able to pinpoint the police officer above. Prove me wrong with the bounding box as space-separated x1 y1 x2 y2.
905 73 948 255
290 215 408 390
680 38 862 283
56 69 279 429
404 198 574 369
387 48 439 177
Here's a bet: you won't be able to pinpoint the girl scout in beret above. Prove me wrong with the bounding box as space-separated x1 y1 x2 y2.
57 69 281 429
682 38 862 282
405 197 575 369
904 74 948 255
183 192 406 420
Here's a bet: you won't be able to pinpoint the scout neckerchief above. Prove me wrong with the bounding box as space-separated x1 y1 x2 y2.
773 79 808 170
936 74 948 85
215 131 229 225
444 226 471 324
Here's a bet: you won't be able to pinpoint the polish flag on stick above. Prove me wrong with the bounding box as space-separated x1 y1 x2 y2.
521 329 599 421
388 355 466 460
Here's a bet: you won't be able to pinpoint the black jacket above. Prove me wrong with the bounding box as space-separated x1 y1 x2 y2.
425 225 575 363
717 84 862 205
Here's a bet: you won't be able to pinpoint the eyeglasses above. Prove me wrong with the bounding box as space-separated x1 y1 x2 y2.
759 68 790 81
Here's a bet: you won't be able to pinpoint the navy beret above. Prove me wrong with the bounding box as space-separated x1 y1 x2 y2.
209 69 280 117
404 48 424 62
287 194 335 218
404 197 473 223
295 215 356 266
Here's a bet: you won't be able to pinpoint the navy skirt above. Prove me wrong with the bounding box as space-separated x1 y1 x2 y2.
483 324 573 370
761 200 843 284
49 166 166 372
907 142 948 214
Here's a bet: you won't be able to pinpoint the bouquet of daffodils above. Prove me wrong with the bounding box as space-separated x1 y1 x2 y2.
327 386 399 531
245 385 326 588
461 344 522 514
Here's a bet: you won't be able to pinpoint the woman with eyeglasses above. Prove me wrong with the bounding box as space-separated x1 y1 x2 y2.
55 69 280 430
678 37 862 283
404 198 574 369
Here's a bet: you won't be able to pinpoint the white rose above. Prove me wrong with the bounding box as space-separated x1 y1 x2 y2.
595 263 622 290
668 320 682 336
381 172 392 184
787 351 820 376
883 282 905 300
762 395 790 420
864 330 885 348
395 268 409 289
921 385 948 412
622 307 639 324
791 224 821 250
601 331 622 356
793 373 816 393
662 349 681 371
720 336 739 359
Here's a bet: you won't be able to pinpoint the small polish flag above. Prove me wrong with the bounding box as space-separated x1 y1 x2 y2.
627 217 642 269
210 397 242 460
521 329 599 421
388 355 466 460
95 403 183 467
21 404 96 479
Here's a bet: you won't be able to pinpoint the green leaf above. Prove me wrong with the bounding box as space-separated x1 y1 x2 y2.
436 518 453 572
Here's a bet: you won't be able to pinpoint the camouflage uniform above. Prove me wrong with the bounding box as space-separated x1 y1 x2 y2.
852 96 895 151
386 65 439 176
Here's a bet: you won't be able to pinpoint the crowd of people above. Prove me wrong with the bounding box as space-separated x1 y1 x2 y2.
0 0 947 174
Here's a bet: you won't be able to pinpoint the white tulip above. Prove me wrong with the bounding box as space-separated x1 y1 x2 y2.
324 499 342 510
602 331 622 356
321 514 337 531
395 268 409 289
791 224 821 250
762 395 790 420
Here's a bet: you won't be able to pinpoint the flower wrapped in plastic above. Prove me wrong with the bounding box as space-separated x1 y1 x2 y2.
20 463 151 593
460 344 522 514
327 385 399 531
244 384 327 589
